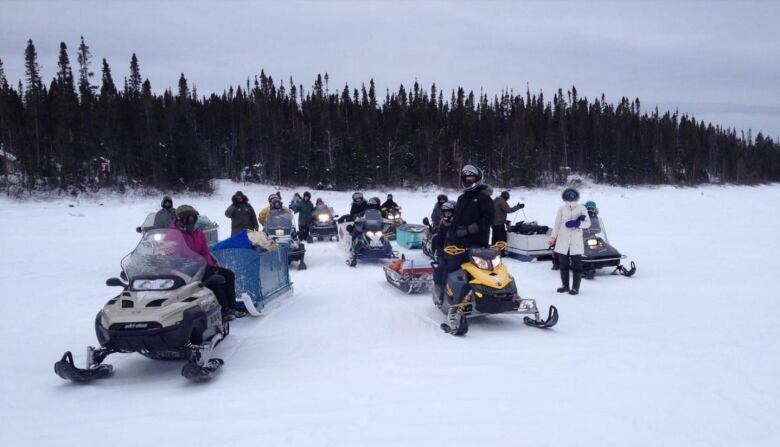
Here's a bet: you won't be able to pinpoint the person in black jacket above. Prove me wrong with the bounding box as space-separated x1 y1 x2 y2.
430 194 448 229
435 165 494 304
348 192 368 219
448 165 494 248
380 194 400 215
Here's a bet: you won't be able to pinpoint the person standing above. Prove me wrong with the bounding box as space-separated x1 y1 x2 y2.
491 190 524 247
224 191 258 236
153 195 176 229
549 187 591 295
297 191 314 241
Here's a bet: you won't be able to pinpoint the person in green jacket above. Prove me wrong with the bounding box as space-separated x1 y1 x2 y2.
492 190 524 247
297 191 314 241
225 191 259 236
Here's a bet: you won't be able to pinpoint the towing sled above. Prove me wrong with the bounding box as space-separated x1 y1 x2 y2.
384 256 434 294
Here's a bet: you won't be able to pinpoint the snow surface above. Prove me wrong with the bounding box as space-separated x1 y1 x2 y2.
1 180 779 446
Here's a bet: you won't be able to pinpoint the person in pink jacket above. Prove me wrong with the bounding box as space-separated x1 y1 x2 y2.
172 205 244 320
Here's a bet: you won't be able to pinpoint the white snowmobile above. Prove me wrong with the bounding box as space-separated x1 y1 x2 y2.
54 229 229 383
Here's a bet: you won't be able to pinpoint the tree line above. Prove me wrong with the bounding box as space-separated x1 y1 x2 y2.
0 38 778 194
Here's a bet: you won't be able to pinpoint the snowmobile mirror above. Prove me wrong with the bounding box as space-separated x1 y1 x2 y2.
204 275 226 287
106 277 127 288
136 226 143 233
120 271 128 281
423 217 431 226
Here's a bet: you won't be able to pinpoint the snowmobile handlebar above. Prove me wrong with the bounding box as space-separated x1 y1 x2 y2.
443 241 507 256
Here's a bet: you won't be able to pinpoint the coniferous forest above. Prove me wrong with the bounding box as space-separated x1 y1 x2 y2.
0 38 778 194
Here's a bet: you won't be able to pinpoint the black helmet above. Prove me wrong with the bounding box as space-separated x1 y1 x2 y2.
436 193 448 202
562 188 580 202
441 200 456 212
500 191 510 200
352 192 364 202
367 197 380 208
460 164 483 191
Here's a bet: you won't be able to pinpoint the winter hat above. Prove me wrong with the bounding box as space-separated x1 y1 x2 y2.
161 195 173 208
585 200 597 210
500 191 510 200
303 191 311 199
562 188 580 202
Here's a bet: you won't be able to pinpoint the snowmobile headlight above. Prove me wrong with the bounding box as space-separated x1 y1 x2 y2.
275 228 285 236
317 214 329 223
587 238 599 247
471 255 492 270
492 256 502 268
132 278 175 290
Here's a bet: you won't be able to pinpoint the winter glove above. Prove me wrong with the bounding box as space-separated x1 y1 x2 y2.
565 219 581 228
516 203 525 209
455 226 468 238
467 223 480 234
577 215 586 221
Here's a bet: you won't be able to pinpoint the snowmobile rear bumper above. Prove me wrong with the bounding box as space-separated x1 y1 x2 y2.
95 306 216 353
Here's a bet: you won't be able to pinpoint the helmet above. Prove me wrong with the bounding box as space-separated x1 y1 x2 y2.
436 194 448 202
441 200 456 212
367 197 380 208
500 191 510 200
387 193 393 199
352 192 364 202
460 164 483 191
268 193 278 203
585 200 597 210
270 195 282 208
562 188 580 202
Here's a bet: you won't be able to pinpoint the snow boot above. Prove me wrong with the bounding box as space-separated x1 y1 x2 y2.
569 272 582 295
557 269 570 293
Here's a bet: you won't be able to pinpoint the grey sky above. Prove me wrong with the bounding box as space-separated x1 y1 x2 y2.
2 0 779 137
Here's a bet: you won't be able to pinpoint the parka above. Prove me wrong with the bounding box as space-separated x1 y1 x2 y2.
551 202 592 255
225 191 259 236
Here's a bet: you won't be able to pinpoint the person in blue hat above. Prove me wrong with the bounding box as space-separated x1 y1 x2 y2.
549 187 591 295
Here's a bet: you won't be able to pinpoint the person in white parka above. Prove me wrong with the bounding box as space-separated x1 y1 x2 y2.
548 187 591 295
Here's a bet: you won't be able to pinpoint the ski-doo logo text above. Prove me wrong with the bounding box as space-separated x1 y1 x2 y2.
124 323 148 329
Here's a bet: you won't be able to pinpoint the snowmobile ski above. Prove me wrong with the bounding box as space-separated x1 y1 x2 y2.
181 358 224 382
54 351 113 382
240 292 263 317
523 305 559 329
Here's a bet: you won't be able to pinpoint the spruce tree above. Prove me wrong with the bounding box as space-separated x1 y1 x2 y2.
128 53 141 95
77 36 94 101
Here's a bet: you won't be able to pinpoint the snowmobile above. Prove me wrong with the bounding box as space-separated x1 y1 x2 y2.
54 229 229 383
381 207 405 240
581 207 636 279
307 204 338 242
384 254 434 294
345 208 397 267
434 242 558 336
264 209 307 270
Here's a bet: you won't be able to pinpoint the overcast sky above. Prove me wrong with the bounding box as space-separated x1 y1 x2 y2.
2 0 779 137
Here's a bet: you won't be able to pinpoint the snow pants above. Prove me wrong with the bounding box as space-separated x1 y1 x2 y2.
491 224 508 246
557 252 583 286
204 266 237 309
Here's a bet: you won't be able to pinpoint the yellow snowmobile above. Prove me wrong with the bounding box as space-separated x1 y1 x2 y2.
435 242 558 335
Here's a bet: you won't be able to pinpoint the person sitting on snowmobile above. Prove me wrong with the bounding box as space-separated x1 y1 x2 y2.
380 194 400 216
225 190 259 236
297 191 314 241
258 192 284 226
171 205 244 320
430 194 448 229
492 190 524 247
153 195 176 229
585 200 599 216
434 165 494 304
549 187 591 296
348 192 368 220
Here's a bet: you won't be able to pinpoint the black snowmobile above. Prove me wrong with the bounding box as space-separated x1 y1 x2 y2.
346 208 397 267
307 204 338 242
54 229 229 383
434 242 558 336
421 217 439 262
581 204 636 279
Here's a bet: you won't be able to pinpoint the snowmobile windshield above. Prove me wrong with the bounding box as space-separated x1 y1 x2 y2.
314 204 333 218
120 229 207 283
585 215 608 240
361 209 385 231
265 209 293 230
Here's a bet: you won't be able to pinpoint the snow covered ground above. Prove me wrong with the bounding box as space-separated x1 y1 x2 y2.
1 180 778 446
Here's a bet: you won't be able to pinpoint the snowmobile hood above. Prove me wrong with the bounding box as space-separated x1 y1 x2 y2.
461 262 513 290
